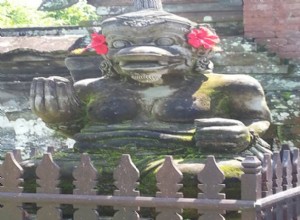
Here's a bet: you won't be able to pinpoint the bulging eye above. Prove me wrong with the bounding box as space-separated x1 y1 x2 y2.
155 37 175 46
112 40 130 48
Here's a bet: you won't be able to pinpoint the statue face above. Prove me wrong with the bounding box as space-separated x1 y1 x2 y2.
102 17 197 84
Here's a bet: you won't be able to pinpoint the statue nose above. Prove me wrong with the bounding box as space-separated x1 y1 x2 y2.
114 46 180 63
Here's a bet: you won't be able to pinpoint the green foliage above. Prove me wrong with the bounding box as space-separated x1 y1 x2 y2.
0 0 99 27
45 0 99 26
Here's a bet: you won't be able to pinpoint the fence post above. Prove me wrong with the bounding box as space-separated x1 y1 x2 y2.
292 149 300 187
241 156 262 220
0 152 24 219
73 153 99 220
113 154 140 220
36 153 62 220
261 154 272 197
292 149 300 219
198 155 225 220
156 156 183 220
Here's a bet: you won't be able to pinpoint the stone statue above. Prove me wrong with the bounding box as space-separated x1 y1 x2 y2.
30 0 271 157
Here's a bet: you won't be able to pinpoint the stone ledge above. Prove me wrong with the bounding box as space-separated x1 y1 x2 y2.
0 26 88 37
0 36 82 54
218 36 257 52
215 65 289 75
96 3 242 16
212 52 281 66
254 75 300 91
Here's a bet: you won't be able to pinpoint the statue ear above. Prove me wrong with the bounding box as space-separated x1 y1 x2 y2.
194 57 214 74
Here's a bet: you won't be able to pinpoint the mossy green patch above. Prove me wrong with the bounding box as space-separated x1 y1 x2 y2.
219 164 243 178
282 91 292 102
215 94 231 115
194 74 228 96
193 74 232 116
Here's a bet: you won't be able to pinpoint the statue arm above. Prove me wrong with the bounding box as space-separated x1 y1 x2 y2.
230 77 271 136
194 74 271 153
245 120 270 136
30 76 85 136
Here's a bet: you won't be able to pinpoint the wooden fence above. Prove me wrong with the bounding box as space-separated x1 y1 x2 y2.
0 148 300 219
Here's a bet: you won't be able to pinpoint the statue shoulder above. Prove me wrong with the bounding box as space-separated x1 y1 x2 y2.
74 77 112 101
201 73 265 95
199 73 271 122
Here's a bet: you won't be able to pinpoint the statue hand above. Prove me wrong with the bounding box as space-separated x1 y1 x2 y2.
30 76 83 124
195 118 251 153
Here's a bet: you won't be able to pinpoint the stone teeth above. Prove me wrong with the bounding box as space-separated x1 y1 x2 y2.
131 74 161 83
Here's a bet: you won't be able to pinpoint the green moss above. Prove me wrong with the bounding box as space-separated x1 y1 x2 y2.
52 149 73 159
81 93 105 125
139 169 157 195
215 94 230 115
282 91 292 102
219 165 243 178
194 74 227 96
59 178 74 194
194 74 232 116
23 178 37 193
277 125 285 142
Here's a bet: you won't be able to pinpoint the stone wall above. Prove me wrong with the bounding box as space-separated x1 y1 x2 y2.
244 0 300 60
0 30 84 158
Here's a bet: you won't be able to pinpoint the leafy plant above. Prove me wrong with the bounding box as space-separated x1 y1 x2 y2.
0 0 99 27
45 0 99 26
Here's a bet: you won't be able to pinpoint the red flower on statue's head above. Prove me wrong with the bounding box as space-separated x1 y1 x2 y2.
187 27 220 50
87 33 109 55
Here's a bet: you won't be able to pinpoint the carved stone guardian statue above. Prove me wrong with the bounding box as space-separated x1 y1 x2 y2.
30 0 272 158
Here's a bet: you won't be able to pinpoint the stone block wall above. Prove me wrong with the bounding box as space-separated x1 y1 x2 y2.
244 0 300 60
0 30 85 158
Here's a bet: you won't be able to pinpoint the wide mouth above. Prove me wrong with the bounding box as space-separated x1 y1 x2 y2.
114 46 183 70
113 47 183 83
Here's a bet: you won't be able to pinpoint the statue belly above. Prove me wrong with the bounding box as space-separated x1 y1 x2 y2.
152 97 211 122
75 95 204 151
87 97 139 123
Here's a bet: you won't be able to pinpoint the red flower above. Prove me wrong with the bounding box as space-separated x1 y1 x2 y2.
187 27 220 50
87 33 108 55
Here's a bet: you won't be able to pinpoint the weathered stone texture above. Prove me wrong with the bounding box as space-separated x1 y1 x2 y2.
212 52 281 67
212 37 300 147
0 36 81 53
0 0 299 153
244 0 300 60
0 26 88 37
0 35 82 156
